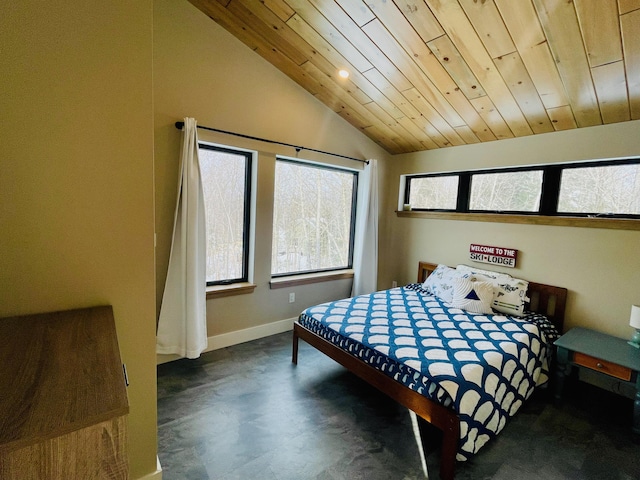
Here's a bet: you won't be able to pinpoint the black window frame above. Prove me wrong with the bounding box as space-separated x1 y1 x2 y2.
466 168 545 215
199 143 253 287
404 158 640 220
271 157 359 278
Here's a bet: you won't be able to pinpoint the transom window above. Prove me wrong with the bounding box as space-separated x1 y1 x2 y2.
558 163 640 216
271 158 358 276
404 158 640 219
199 144 253 285
409 175 458 210
469 170 543 213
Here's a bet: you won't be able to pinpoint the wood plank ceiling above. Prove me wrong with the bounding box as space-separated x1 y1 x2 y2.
189 0 640 154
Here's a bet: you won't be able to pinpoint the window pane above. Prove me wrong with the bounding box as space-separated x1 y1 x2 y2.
470 171 542 212
558 163 640 215
199 146 250 284
409 176 458 209
272 160 356 275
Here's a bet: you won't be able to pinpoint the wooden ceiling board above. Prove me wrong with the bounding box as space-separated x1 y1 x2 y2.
392 0 444 42
454 125 481 145
425 0 533 137
362 124 404 153
284 4 373 73
591 61 631 124
361 0 495 141
621 8 640 119
469 95 515 140
494 0 570 110
300 61 371 116
574 0 623 68
362 111 421 152
493 52 554 134
427 35 487 100
362 19 465 128
189 0 639 153
304 0 411 91
362 68 422 120
230 0 310 66
458 0 516 59
285 14 364 84
618 0 640 15
262 0 294 22
547 105 579 131
532 0 602 127
395 114 441 150
402 87 466 147
363 0 461 97
333 0 375 27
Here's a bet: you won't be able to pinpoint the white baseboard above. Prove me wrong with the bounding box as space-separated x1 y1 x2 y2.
156 317 295 365
135 457 162 480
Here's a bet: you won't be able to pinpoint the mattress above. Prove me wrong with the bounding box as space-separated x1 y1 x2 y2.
298 284 559 460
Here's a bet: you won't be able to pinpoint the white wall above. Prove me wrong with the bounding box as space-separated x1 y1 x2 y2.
381 120 640 339
0 1 157 478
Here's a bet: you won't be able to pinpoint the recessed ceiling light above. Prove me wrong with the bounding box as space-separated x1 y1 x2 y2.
338 69 350 79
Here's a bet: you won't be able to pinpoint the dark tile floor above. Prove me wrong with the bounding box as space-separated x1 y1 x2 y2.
157 332 640 480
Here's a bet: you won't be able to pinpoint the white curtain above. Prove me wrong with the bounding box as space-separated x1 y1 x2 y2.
156 118 208 358
351 159 379 297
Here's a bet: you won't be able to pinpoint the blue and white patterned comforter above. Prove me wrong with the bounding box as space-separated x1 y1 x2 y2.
298 284 559 461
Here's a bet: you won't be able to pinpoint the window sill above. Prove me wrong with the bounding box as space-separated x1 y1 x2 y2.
396 210 640 231
206 282 256 299
270 270 354 289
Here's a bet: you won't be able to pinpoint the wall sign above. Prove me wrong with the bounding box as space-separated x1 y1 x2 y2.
469 244 518 268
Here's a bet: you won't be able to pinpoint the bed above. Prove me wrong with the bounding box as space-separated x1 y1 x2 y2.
292 261 567 480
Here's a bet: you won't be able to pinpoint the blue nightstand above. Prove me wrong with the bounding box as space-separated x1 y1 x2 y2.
554 327 640 436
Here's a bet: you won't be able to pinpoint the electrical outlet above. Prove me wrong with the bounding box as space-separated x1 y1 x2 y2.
289 292 295 303
392 280 398 288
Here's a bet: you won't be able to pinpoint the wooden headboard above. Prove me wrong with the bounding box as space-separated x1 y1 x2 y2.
417 261 567 333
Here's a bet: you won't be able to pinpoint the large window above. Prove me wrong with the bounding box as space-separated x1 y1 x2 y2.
404 158 640 219
469 170 542 213
408 175 458 210
199 144 252 285
558 163 640 215
271 158 358 276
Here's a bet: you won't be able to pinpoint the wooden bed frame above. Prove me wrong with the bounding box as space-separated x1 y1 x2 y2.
292 262 567 480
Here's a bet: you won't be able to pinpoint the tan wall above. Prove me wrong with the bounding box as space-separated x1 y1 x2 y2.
380 120 640 340
0 2 157 478
153 0 389 337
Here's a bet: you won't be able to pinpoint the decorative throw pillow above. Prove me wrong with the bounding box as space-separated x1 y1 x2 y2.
450 277 495 314
456 265 529 316
491 276 529 316
422 264 461 304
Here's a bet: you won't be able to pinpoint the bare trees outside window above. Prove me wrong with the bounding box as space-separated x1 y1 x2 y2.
409 175 458 210
272 159 357 276
558 163 640 215
470 171 542 212
199 144 251 285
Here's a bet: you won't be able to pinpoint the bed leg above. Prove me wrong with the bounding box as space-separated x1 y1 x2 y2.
439 420 458 480
292 325 299 365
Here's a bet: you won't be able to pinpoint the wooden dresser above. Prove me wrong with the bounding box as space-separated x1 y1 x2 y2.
0 306 129 479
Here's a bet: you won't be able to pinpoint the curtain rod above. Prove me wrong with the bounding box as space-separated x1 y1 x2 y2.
175 121 367 164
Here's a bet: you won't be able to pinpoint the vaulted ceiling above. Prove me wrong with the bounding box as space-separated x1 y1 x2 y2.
189 0 640 154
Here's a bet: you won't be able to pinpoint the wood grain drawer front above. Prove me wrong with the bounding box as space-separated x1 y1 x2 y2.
573 352 632 381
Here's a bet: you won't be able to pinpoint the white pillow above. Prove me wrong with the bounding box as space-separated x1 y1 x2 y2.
456 264 511 280
456 265 529 316
490 276 529 316
450 277 494 314
422 264 461 304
